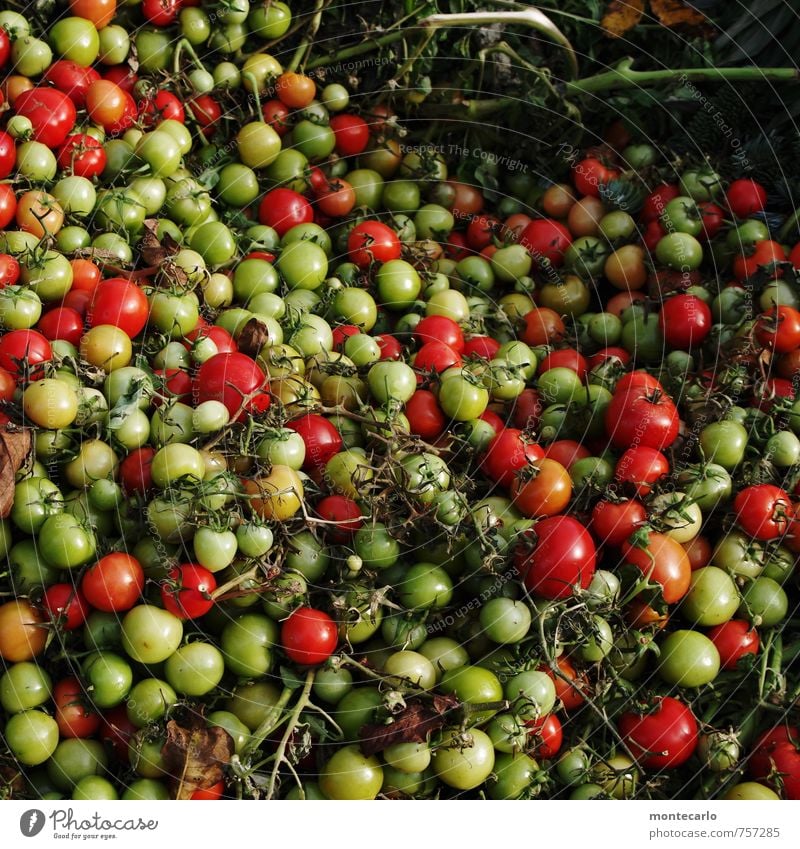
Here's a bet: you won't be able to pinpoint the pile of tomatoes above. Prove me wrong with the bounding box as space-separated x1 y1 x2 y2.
0 0 799 803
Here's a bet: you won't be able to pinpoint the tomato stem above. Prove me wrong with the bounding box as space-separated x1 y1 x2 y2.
265 669 316 799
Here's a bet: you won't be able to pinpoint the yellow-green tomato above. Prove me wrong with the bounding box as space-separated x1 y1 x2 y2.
23 379 78 429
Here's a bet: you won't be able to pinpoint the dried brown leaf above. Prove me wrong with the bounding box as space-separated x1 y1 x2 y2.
140 221 180 267
161 717 234 800
359 695 459 756
601 0 645 38
237 318 271 358
0 428 32 518
651 0 709 30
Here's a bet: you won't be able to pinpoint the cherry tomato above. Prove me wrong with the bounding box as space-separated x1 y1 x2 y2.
82 553 145 613
348 221 401 267
733 484 791 541
619 697 698 770
14 88 77 148
707 619 759 670
160 564 217 620
621 531 691 603
281 607 338 665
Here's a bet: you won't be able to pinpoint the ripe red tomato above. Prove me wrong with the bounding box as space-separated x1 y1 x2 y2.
347 221 401 267
138 89 185 127
414 341 462 376
262 99 291 135
707 619 759 669
119 446 156 496
103 65 138 94
0 329 52 382
54 677 101 739
482 428 545 488
591 498 646 547
521 308 565 347
539 655 586 711
281 607 338 666
191 781 225 801
445 231 471 261
0 252 20 288
519 218 572 268
330 114 370 156
586 346 631 371
185 324 237 356
515 516 596 599
14 88 77 148
316 495 363 542
572 157 619 197
755 305 800 353
100 705 138 762
43 60 100 109
406 389 446 440
161 564 217 620
187 94 222 138
733 484 792 540
733 240 786 281
511 458 572 517
538 348 588 380
376 334 403 360
286 414 343 470
620 531 691 603
658 294 713 350
511 388 543 430
0 131 16 179
543 439 590 469
698 201 724 241
619 697 698 770
142 0 180 25
726 179 767 218
614 445 669 496
463 336 500 360
413 315 464 354
527 713 563 759
37 307 84 346
605 383 679 451
749 726 800 799
82 553 145 613
57 133 107 179
258 188 313 236
88 278 149 338
314 179 356 218
0 28 9 69
641 183 681 223
466 214 504 250
42 583 90 631
195 352 269 419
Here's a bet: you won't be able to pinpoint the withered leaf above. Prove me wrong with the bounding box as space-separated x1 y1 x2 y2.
651 0 709 30
601 0 645 38
139 221 180 267
0 428 32 518
161 718 234 800
237 318 271 358
359 695 459 756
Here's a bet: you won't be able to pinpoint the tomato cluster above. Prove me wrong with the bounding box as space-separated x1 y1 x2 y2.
0 0 798 805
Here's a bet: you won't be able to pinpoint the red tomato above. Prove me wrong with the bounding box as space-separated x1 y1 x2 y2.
138 89 185 127
191 781 225 800
445 231 471 261
0 367 14 402
376 334 403 361
619 697 698 770
614 445 669 496
81 553 145 613
733 484 792 541
658 294 713 350
142 0 180 25
332 324 361 351
287 414 343 470
572 157 619 197
0 329 52 382
511 458 572 517
100 705 137 762
258 188 313 236
57 133 107 178
154 368 192 403
466 214 504 250
37 307 84 346
406 389 446 440
0 131 16 179
330 114 370 157
749 726 800 799
539 655 586 711
316 495 363 542
698 201 724 241
0 28 9 69
103 65 138 94
511 388 543 430
413 315 464 354
195 352 269 419
43 60 99 109
119 446 156 496
586 346 631 371
347 221 401 267
463 336 500 360
620 531 691 603
482 428 545 488
519 218 572 268
707 619 759 670
515 516 596 599
14 88 77 148
755 305 800 353
0 252 20 288
185 324 237 356
186 94 222 138
54 677 101 739
527 714 563 759
726 179 767 218
479 410 504 434
262 99 291 135
733 240 786 281
521 308 565 347
591 499 647 547
605 383 679 451
414 341 462 376
541 439 589 469
42 583 90 631
641 183 681 223
88 278 149 337
538 348 588 380
281 607 338 666
161 564 217 620
643 219 666 251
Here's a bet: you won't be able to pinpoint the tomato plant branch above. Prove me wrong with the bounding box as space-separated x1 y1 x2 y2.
265 669 316 799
